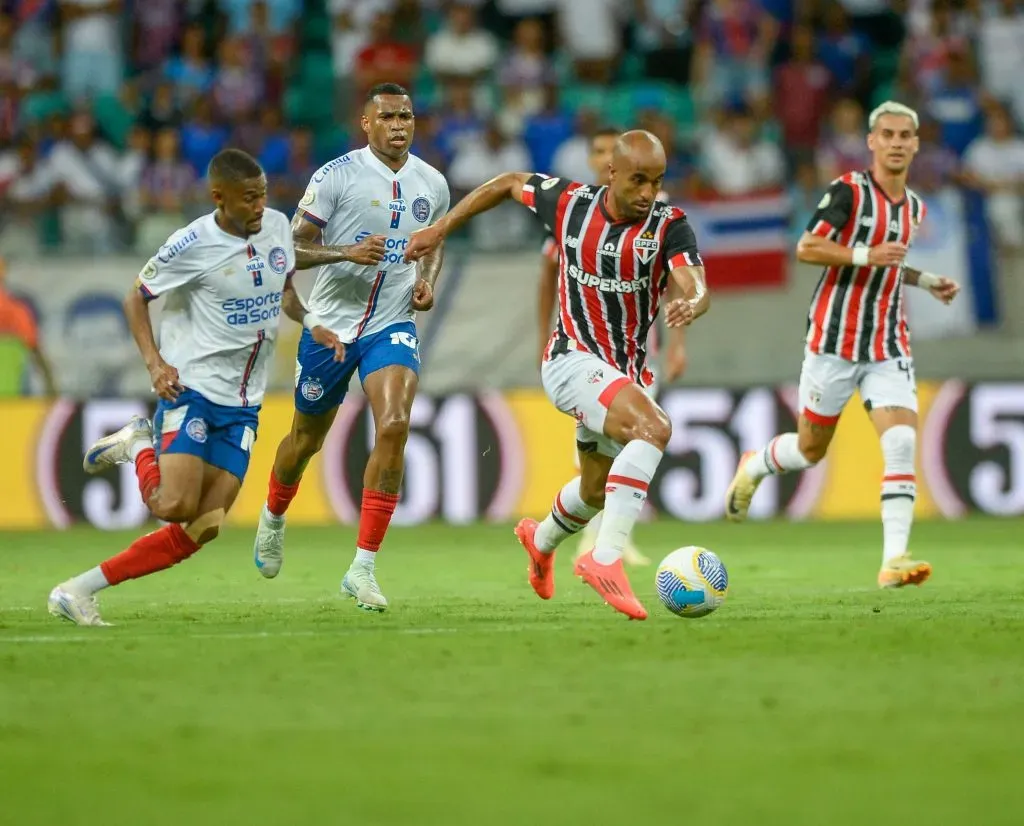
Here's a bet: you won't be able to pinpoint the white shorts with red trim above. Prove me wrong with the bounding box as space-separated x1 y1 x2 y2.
798 350 917 426
542 350 636 459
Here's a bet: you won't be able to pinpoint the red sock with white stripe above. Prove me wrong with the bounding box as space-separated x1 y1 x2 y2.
880 425 916 564
593 440 663 565
534 477 600 553
744 433 815 481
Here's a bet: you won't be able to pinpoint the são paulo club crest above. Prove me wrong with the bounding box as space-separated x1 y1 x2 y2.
412 196 431 223
268 246 288 274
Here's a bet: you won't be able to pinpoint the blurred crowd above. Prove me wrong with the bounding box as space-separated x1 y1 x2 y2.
0 0 1023 257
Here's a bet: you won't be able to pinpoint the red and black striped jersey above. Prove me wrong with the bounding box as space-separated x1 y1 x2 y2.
540 232 662 357
805 170 927 362
525 175 701 385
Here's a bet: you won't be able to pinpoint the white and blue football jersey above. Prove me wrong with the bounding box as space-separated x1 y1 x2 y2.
297 147 450 342
136 209 296 408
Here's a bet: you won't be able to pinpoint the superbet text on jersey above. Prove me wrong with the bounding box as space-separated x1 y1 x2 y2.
297 147 450 342
524 175 701 386
136 209 296 408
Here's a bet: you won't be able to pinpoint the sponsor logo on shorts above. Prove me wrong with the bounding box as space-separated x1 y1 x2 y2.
301 379 324 402
541 177 560 190
587 369 604 384
268 246 288 274
185 417 208 443
412 196 430 223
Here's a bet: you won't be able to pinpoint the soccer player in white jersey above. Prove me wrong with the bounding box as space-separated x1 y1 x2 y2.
253 82 450 611
47 149 342 626
724 102 961 589
536 126 689 567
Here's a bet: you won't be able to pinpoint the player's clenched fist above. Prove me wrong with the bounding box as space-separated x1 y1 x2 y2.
664 298 696 328
404 226 443 262
411 278 434 311
344 234 387 265
148 359 183 401
868 242 907 267
311 325 345 361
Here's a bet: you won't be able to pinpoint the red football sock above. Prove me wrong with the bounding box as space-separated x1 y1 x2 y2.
267 470 301 517
357 489 400 552
99 524 200 586
135 448 160 504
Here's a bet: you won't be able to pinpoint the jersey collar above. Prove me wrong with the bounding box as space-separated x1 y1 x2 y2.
867 170 907 207
363 145 410 181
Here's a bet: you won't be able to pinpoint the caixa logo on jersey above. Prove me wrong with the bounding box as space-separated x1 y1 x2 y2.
354 231 409 265
320 393 525 524
35 399 158 530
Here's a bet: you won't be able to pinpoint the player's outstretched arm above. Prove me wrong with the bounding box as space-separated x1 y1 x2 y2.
901 267 961 304
537 254 558 364
123 287 182 401
796 231 907 269
281 278 345 361
290 212 387 270
404 172 534 262
664 265 710 328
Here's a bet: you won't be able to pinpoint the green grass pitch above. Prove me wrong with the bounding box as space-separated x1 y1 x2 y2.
1 518 1022 825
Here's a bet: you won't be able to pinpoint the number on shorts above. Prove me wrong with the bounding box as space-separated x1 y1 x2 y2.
390 331 418 350
897 359 913 382
241 426 256 453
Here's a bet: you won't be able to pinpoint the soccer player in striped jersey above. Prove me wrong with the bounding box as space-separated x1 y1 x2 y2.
252 83 449 612
536 127 688 568
725 101 961 589
49 150 339 626
406 130 710 620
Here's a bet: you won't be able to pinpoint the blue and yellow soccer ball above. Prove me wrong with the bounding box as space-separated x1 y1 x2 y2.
655 547 729 618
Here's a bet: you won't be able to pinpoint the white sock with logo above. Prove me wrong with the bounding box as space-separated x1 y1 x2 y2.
880 425 916 565
592 440 663 565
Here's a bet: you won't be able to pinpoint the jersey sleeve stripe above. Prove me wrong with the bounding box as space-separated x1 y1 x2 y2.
138 281 157 301
810 219 834 238
668 251 702 269
298 209 327 229
522 184 536 212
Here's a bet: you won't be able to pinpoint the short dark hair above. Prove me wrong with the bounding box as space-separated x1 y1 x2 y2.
590 126 619 141
207 148 263 183
366 82 410 103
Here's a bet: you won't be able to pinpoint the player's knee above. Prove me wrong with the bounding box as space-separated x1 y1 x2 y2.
185 508 226 546
153 493 200 524
627 409 672 451
880 424 916 466
291 422 328 458
376 411 411 446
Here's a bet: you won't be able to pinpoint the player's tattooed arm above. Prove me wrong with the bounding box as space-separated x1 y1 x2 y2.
404 172 533 262
290 212 386 269
901 267 960 304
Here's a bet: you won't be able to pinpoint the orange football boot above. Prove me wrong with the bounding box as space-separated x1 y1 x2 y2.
574 549 648 620
514 518 555 599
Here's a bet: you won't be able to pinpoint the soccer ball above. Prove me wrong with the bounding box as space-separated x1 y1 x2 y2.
655 547 729 618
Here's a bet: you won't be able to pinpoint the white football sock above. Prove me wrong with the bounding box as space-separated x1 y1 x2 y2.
64 566 110 596
593 440 663 565
880 425 916 564
745 433 815 481
354 548 376 567
535 477 600 553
